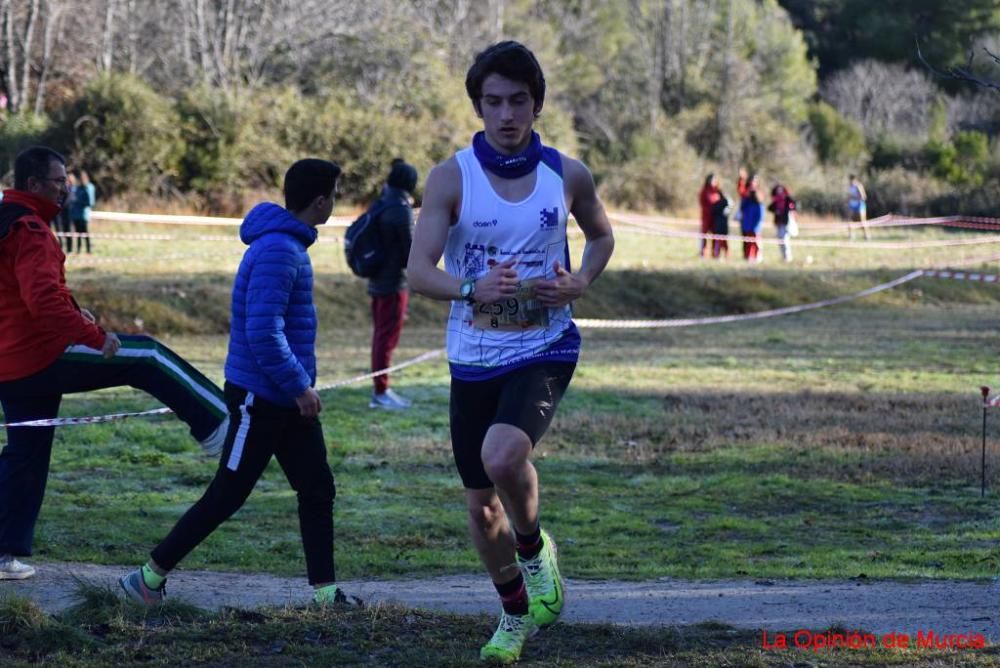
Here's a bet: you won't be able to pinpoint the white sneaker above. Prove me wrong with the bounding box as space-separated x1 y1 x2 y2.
369 389 411 410
198 416 230 457
0 554 35 580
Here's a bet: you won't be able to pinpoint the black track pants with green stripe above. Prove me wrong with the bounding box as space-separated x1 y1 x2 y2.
0 334 225 556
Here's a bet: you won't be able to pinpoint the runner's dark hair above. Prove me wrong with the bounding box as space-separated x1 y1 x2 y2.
465 41 546 116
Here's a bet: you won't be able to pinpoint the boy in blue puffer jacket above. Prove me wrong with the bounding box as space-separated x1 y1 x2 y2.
121 159 352 606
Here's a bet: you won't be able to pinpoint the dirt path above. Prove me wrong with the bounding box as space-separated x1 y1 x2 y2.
1 562 995 640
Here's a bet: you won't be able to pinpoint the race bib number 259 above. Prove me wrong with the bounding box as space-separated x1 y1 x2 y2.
472 278 549 331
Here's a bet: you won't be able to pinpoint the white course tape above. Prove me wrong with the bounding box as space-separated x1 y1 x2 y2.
91 210 352 228
607 214 1000 250
0 350 446 429
315 349 445 392
2 407 173 428
3 265 989 427
64 250 243 266
922 270 999 283
574 270 924 329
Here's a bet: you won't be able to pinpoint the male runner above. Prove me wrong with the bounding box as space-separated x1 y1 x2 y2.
408 41 614 663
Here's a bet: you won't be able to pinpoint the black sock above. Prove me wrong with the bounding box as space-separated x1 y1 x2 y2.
494 572 529 616
515 524 542 560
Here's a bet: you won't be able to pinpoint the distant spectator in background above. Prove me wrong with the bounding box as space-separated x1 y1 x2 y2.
54 172 74 252
768 184 796 262
710 186 730 260
736 166 750 200
847 174 869 241
368 158 418 410
69 169 95 253
698 173 721 258
739 174 765 262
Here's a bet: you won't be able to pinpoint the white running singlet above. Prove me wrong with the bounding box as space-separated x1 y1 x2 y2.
444 147 579 380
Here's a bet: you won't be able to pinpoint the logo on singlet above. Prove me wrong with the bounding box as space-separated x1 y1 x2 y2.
539 207 559 229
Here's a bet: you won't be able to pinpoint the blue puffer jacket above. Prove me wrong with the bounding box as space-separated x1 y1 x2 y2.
740 196 765 235
224 202 318 407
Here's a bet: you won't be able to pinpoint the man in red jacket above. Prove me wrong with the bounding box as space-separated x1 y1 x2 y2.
0 146 228 581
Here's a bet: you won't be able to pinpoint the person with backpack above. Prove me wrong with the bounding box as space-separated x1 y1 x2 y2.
359 159 418 410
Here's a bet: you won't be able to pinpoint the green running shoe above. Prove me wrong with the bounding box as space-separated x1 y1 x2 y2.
480 610 537 664
517 529 565 628
119 568 165 605
313 584 347 605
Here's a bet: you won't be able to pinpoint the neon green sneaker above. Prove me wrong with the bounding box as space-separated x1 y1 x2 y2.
517 529 565 628
480 610 537 664
313 584 346 605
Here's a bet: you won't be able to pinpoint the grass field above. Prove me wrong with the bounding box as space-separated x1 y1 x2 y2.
2 214 1000 665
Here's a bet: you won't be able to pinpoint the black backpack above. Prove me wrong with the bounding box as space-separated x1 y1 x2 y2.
344 200 400 278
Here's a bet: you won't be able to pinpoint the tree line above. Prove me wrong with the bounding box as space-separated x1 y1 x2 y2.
0 0 997 216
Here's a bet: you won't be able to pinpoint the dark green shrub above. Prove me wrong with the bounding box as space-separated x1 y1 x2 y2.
0 113 51 180
807 101 866 166
53 73 183 198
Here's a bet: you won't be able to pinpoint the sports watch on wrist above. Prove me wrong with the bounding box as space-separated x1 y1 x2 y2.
459 278 477 304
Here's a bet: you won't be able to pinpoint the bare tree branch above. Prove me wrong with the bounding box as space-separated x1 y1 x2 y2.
916 37 1000 93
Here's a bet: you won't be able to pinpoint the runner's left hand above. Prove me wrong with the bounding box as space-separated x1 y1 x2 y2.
534 261 587 307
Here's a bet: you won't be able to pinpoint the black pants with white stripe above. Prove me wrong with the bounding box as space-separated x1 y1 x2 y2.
151 382 336 585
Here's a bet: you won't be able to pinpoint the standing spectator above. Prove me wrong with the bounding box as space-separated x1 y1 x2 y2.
120 158 349 606
736 166 750 199
847 174 869 240
698 174 721 258
54 172 74 253
0 146 228 581
710 186 730 259
69 169 95 253
368 159 418 410
768 184 796 262
739 173 765 262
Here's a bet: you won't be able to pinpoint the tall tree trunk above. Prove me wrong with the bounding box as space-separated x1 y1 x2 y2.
101 0 115 71
19 0 40 113
33 0 63 115
1 0 17 112
717 0 736 165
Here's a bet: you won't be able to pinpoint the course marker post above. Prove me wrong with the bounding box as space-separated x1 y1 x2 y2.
981 386 990 498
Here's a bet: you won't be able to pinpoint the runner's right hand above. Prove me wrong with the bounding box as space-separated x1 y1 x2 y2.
471 259 519 303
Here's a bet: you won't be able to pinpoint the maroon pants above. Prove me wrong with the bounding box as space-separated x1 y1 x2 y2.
371 291 408 394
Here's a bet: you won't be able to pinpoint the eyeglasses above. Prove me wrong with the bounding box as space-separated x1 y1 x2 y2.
41 176 69 186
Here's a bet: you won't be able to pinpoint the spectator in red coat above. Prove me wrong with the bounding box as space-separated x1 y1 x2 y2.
698 173 721 258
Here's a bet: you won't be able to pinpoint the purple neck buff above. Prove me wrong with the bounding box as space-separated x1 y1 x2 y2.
472 130 542 179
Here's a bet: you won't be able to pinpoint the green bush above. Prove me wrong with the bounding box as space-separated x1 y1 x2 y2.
807 101 866 166
869 137 928 171
596 129 703 212
794 187 845 217
866 167 949 216
925 131 989 187
0 112 51 180
53 73 184 198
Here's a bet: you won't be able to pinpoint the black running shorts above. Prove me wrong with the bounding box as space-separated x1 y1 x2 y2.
449 361 576 490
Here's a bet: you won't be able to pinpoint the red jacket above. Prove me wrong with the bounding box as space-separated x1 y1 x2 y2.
699 185 721 232
0 189 106 381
